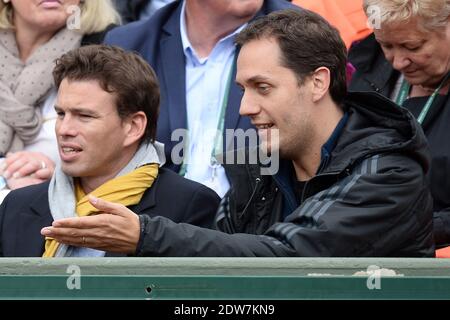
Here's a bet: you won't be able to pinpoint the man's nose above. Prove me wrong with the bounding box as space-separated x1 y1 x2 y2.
56 115 77 137
239 92 260 116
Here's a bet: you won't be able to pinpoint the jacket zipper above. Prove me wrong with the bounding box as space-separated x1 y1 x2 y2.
239 177 261 219
225 177 261 233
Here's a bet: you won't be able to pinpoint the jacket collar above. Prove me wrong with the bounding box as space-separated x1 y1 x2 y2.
29 182 51 218
128 171 159 214
326 91 430 174
159 2 187 135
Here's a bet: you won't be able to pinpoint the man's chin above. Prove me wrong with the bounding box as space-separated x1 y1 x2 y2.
60 164 82 178
259 141 280 156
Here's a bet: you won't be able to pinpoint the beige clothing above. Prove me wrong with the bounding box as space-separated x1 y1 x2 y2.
0 28 82 155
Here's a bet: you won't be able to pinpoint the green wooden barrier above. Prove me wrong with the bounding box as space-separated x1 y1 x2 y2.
0 258 449 299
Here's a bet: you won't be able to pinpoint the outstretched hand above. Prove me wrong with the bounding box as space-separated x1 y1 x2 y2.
41 195 141 254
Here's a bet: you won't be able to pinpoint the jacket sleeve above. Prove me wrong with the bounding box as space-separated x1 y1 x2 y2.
135 154 433 257
433 210 450 247
135 214 295 257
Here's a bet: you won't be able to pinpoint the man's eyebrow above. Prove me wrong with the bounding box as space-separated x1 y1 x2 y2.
53 105 100 116
237 75 272 86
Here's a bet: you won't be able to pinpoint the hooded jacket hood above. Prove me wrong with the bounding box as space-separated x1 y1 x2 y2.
327 91 431 175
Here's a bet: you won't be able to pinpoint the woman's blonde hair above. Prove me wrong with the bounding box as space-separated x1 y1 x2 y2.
0 0 121 34
363 0 450 30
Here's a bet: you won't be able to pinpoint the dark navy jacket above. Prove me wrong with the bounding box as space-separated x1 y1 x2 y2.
0 168 219 257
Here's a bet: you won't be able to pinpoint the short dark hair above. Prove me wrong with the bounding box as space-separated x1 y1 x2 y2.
236 9 348 104
53 45 159 143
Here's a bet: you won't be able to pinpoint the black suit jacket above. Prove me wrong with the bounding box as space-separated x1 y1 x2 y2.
0 168 220 257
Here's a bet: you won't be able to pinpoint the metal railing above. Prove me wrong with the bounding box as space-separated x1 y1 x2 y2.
0 258 449 299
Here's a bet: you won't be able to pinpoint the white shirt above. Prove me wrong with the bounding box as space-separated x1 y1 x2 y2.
179 1 246 197
24 89 59 164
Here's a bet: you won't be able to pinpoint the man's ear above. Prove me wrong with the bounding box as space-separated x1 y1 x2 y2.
310 67 331 103
123 111 147 147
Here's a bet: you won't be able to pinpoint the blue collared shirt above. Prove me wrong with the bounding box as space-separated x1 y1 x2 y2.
179 1 246 197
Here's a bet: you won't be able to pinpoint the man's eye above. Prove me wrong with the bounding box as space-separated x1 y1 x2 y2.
257 85 270 94
56 112 65 118
78 114 94 121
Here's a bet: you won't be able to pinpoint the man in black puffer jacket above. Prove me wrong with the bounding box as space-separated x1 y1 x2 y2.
44 9 435 257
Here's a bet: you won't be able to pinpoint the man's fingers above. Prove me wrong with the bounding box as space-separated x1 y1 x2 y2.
41 227 101 248
88 195 130 217
42 226 77 237
51 216 97 228
41 227 85 247
41 223 101 238
51 218 81 228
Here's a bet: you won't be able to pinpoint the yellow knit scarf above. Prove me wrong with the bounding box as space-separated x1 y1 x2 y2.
42 164 159 257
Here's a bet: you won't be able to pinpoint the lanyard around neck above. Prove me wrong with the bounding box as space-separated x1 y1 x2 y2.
179 60 235 176
211 61 234 164
395 72 450 124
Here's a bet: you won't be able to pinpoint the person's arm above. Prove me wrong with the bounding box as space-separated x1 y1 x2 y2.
40 183 220 254
136 214 295 256
42 154 434 257
135 154 434 257
42 195 141 254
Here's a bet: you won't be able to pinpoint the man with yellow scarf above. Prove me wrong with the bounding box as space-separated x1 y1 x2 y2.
0 45 220 257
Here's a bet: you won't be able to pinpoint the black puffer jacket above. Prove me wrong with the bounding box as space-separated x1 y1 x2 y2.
349 34 450 248
136 91 435 257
